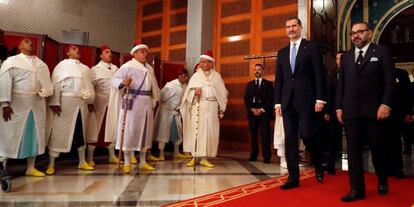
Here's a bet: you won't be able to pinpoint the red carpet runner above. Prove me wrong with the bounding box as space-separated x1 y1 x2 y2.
163 169 414 207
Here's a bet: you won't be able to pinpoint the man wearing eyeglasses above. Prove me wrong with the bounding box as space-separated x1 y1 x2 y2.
336 22 394 202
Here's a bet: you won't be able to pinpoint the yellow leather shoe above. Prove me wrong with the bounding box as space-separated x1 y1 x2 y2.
87 161 96 167
186 158 196 167
174 153 191 158
45 166 55 175
78 163 95 171
109 156 121 164
131 155 138 164
139 162 155 171
26 168 46 177
147 154 160 161
123 165 131 174
200 160 215 168
158 154 165 161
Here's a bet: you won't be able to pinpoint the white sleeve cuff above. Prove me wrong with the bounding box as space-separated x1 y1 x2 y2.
274 104 281 108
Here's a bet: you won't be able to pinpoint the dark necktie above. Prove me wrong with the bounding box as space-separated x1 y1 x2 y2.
254 79 260 103
356 50 363 67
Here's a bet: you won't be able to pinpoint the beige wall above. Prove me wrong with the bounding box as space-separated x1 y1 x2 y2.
0 0 136 53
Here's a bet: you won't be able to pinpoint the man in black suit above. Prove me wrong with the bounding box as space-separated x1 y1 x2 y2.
274 17 327 189
244 64 273 164
323 51 344 175
385 68 412 178
336 22 394 202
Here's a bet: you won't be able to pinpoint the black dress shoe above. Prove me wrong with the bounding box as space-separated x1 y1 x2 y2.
341 191 365 202
248 157 257 161
263 160 271 164
280 180 299 190
315 168 324 182
378 184 389 195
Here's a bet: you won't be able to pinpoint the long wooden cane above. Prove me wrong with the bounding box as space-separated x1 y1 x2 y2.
193 96 200 172
117 86 130 175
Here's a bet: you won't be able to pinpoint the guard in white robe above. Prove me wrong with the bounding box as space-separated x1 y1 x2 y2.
153 69 191 160
106 41 160 173
0 38 53 177
86 45 120 166
181 50 228 168
46 45 96 175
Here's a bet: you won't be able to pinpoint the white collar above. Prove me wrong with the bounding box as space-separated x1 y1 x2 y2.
19 53 34 59
68 58 80 64
99 60 112 67
355 42 371 56
290 38 302 48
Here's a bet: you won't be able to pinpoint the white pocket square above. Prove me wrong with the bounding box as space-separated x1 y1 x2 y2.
370 57 379 62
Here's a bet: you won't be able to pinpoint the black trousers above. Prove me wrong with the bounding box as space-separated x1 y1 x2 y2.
283 106 321 181
385 116 404 175
402 122 414 153
326 118 343 170
343 117 388 193
248 112 271 161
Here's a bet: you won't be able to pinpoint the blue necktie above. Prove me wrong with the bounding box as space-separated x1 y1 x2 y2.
290 43 297 73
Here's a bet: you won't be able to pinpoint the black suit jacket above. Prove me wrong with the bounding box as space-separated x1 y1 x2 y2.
393 68 412 117
335 43 394 120
325 71 339 116
274 39 326 110
244 78 274 116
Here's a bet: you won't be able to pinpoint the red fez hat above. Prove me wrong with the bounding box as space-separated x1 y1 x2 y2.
200 50 215 62
130 40 149 55
100 44 110 52
65 44 76 54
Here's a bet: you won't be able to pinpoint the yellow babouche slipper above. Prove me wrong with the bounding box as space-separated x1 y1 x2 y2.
158 154 165 161
174 153 191 158
87 161 96 167
200 160 215 168
78 163 95 171
26 168 46 177
186 158 196 167
130 155 138 164
139 162 155 171
123 165 131 174
45 166 55 175
147 154 161 161
109 156 121 164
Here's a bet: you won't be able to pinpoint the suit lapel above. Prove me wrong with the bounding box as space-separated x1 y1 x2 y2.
294 39 307 73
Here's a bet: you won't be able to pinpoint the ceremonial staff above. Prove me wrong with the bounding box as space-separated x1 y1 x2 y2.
117 83 130 175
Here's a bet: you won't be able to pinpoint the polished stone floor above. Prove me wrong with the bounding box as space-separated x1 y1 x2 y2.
1 150 413 207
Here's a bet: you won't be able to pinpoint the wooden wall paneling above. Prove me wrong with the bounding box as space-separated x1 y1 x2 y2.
137 0 187 63
214 0 298 152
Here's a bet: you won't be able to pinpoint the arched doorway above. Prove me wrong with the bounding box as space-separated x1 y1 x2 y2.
378 5 414 66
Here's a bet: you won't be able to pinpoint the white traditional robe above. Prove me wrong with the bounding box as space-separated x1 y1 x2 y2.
0 53 53 158
273 115 285 157
86 61 118 142
48 59 95 153
180 69 228 157
154 79 186 143
106 58 160 151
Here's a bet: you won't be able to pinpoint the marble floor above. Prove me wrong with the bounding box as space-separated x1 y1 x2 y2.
1 150 413 207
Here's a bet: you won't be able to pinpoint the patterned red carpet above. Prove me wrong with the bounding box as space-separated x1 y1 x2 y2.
163 169 414 207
